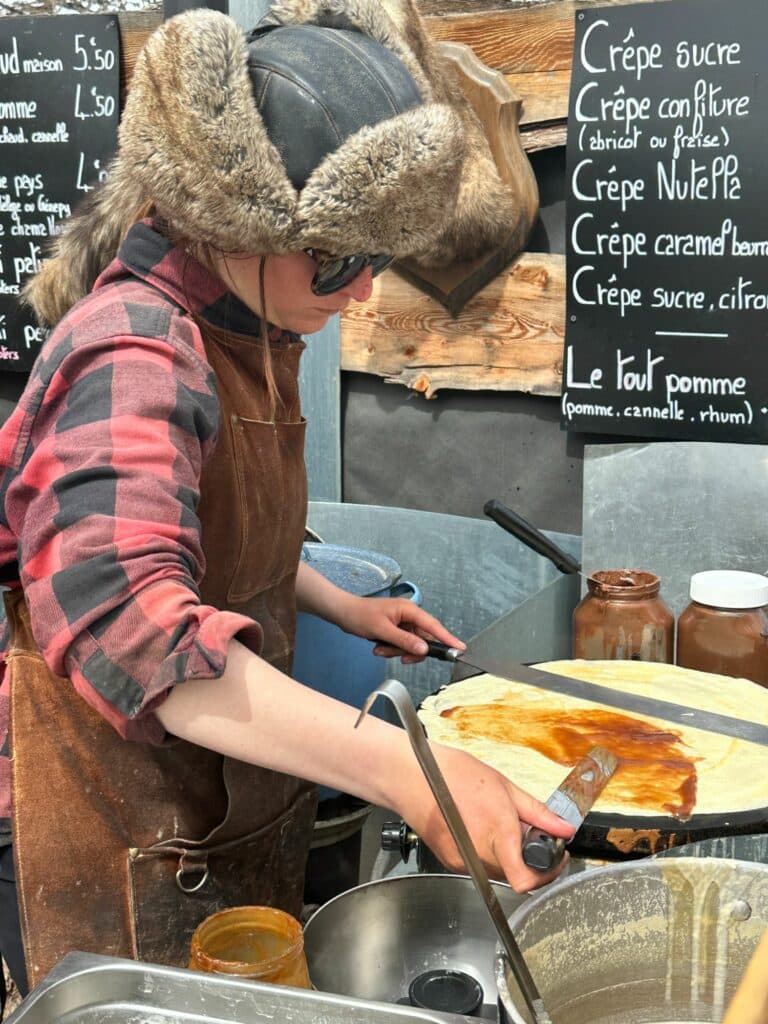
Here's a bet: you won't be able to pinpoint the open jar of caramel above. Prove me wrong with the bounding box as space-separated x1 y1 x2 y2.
189 906 311 988
677 570 768 687
572 570 674 663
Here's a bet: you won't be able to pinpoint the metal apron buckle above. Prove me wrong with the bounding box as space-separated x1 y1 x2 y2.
175 851 210 894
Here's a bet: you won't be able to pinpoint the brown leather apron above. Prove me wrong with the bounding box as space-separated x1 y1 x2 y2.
7 321 317 988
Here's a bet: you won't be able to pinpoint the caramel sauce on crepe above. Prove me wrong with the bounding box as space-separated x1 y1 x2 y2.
419 661 768 821
440 696 698 818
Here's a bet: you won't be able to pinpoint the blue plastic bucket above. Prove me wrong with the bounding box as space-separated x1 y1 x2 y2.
292 543 421 800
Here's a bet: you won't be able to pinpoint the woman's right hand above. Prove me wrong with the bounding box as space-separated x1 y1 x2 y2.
395 742 575 894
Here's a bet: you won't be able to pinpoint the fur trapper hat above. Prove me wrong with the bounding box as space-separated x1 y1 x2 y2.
26 0 518 327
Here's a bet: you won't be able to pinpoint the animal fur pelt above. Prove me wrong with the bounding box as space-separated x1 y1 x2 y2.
25 0 518 327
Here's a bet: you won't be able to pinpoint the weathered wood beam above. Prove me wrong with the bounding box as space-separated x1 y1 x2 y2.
340 254 565 398
424 5 575 74
116 11 160 98
417 0 558 14
522 123 567 153
423 0 665 74
418 0 662 12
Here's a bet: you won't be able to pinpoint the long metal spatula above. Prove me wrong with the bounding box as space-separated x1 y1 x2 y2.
423 640 768 747
356 679 556 1024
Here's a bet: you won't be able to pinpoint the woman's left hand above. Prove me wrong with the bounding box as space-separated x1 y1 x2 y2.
335 594 465 664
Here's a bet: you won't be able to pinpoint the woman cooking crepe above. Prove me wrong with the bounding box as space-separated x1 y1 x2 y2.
0 1 573 1009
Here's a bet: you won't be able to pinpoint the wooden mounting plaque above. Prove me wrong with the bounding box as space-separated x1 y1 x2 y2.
398 40 540 317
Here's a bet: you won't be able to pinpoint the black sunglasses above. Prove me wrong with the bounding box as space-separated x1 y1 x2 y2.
305 248 395 296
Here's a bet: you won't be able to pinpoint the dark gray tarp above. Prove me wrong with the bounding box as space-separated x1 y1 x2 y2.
342 376 586 534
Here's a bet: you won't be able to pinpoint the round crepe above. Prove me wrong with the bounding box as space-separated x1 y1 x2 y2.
417 660 768 820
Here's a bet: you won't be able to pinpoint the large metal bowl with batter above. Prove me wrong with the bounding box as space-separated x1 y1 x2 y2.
496 857 768 1024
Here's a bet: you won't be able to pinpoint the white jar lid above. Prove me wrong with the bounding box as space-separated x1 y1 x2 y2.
690 570 768 609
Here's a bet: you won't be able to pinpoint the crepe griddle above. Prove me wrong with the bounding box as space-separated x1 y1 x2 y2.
419 670 768 860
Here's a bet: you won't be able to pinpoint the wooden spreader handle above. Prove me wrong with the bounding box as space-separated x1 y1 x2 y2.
722 926 768 1023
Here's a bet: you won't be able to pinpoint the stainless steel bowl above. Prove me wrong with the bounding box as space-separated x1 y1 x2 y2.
304 873 527 1012
496 857 768 1024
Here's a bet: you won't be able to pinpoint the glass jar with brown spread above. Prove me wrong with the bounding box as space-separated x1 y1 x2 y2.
572 570 674 663
677 570 768 687
188 906 312 988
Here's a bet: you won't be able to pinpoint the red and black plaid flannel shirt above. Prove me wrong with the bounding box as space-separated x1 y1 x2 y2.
0 221 293 842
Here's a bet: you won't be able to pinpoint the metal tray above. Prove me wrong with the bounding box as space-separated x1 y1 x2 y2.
7 951 475 1024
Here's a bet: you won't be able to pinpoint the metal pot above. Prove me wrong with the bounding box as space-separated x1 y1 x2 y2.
304 874 527 1016
292 543 421 710
496 858 768 1024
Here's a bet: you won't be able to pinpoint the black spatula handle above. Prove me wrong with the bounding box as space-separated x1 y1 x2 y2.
373 639 463 662
424 640 463 663
484 499 581 576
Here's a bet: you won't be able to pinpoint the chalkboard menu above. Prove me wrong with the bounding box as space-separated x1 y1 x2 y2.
0 15 119 373
564 0 768 443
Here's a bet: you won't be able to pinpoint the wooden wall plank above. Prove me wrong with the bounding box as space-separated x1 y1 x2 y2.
417 0 554 14
522 123 567 153
423 0 665 74
116 12 159 98
340 255 565 398
424 5 576 75
419 0 663 11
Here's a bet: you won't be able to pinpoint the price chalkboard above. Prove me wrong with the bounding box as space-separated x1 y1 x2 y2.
0 15 119 373
564 0 768 442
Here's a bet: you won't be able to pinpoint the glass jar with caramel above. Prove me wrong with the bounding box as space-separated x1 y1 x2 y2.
677 570 768 687
189 906 312 988
572 570 674 663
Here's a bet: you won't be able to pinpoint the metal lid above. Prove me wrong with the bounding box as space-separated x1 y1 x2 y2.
301 543 402 596
408 969 483 1016
689 570 768 609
